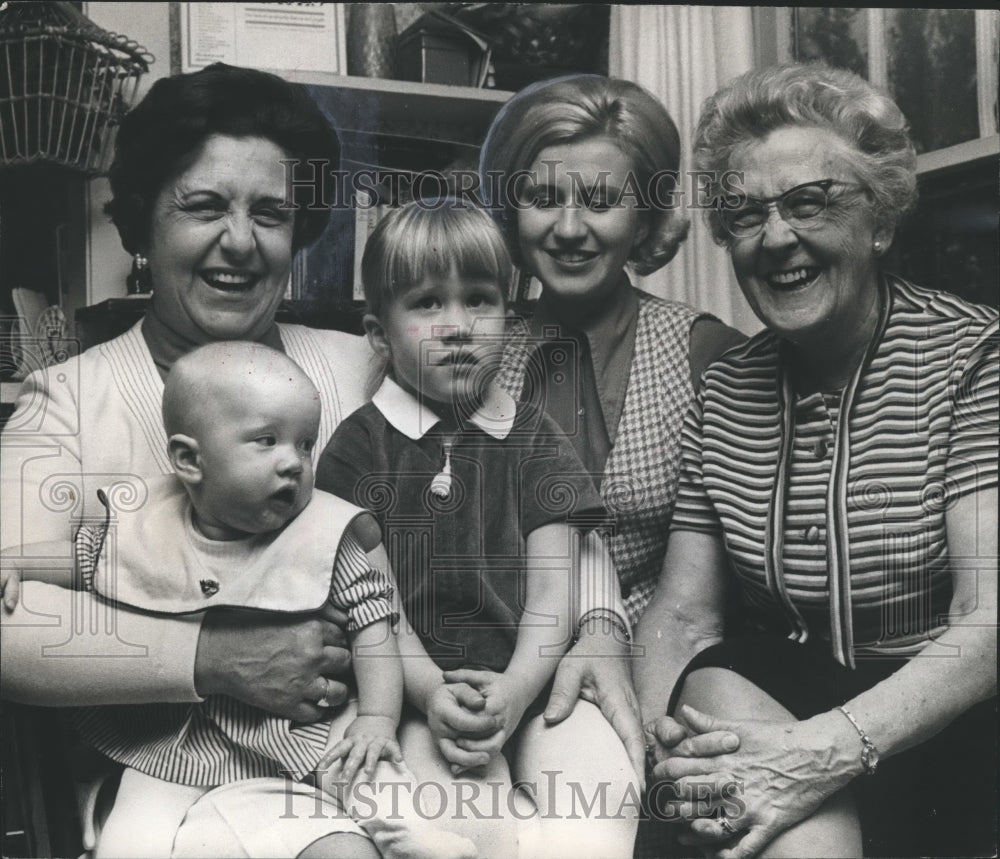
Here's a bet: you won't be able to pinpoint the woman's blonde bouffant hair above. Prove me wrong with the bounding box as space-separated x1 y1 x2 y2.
479 74 690 276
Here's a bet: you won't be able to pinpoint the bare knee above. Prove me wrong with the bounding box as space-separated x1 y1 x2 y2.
678 667 796 722
760 789 860 859
298 832 380 859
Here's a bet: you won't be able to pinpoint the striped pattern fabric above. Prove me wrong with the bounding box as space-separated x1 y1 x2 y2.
280 324 369 456
102 323 174 474
673 276 998 666
70 528 391 785
500 291 702 625
96 323 375 481
71 697 332 786
328 535 396 632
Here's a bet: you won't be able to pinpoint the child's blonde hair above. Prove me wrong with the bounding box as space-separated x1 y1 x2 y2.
361 198 513 318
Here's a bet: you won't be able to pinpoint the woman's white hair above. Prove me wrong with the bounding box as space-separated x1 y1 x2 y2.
693 63 918 245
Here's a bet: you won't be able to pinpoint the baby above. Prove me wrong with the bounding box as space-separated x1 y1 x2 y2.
2 341 473 859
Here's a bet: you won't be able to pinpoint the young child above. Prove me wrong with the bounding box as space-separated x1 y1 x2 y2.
317 200 641 859
1 341 474 859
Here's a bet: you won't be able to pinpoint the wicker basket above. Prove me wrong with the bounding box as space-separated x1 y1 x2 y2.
0 1 151 176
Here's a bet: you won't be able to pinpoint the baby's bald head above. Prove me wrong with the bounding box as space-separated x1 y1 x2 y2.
163 342 322 540
163 342 319 440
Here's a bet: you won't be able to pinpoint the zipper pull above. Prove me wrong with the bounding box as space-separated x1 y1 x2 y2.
430 439 453 499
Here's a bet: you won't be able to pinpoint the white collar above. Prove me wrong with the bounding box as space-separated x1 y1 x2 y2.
371 376 516 440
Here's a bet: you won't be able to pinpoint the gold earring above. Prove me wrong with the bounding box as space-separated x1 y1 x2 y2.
129 254 152 293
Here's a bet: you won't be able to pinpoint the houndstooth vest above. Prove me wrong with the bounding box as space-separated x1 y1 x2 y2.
499 290 702 625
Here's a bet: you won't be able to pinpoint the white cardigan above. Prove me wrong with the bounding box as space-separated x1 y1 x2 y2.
0 321 375 705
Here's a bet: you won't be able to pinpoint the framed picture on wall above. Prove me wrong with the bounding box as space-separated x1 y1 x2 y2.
170 2 347 76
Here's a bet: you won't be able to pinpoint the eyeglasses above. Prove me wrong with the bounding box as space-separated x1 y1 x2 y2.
719 179 867 239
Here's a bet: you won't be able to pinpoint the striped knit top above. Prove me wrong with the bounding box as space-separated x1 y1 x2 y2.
673 275 998 667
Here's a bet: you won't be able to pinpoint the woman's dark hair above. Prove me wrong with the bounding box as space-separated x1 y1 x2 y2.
107 63 339 254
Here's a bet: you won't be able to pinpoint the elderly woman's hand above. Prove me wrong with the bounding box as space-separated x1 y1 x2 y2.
643 712 741 829
645 712 741 769
195 601 352 722
655 706 856 859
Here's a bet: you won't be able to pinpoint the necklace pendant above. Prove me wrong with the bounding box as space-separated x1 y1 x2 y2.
430 440 453 499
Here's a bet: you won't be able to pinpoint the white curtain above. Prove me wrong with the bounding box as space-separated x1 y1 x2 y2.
610 5 762 335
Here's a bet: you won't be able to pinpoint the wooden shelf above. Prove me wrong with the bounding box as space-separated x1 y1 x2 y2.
286 71 512 152
916 133 1000 175
282 74 514 306
284 69 512 107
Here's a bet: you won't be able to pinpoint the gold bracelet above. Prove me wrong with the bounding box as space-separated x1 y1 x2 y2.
836 705 880 776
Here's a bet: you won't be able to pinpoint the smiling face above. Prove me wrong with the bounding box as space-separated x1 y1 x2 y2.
189 373 320 540
516 136 648 313
146 134 295 344
366 266 508 411
727 125 890 346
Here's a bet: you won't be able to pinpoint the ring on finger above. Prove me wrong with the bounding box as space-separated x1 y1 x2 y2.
316 677 332 709
644 743 658 772
719 814 739 837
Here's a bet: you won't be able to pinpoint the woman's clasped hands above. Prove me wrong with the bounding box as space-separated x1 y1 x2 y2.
646 706 857 859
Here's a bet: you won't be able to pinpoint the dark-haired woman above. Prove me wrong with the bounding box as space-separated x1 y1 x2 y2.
1 64 377 856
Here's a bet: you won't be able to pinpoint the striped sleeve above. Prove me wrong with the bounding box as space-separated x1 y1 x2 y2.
74 524 107 592
671 392 724 534
947 319 999 500
328 532 396 632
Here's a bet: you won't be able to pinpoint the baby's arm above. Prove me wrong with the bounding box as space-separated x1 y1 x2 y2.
321 616 404 784
1 539 79 611
318 527 404 784
357 539 467 717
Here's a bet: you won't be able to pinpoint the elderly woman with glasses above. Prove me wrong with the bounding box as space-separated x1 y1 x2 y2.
635 64 997 858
